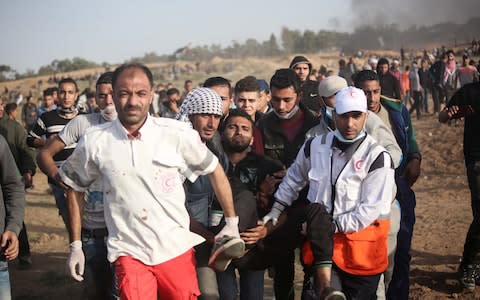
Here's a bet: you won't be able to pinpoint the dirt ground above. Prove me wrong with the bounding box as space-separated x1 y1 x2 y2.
6 108 476 299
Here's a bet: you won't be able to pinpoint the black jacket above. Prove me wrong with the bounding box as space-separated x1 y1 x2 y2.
258 103 319 167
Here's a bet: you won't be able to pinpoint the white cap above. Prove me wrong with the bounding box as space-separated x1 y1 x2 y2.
335 87 367 114
368 57 378 65
318 76 348 97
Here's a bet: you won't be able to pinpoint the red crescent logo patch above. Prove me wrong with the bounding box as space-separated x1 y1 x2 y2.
354 159 363 170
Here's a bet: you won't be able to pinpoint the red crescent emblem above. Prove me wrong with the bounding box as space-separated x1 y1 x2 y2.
354 160 363 170
159 172 176 193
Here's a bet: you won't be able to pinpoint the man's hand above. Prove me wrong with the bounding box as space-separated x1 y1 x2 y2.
402 158 421 187
1 230 19 261
262 202 286 226
257 168 286 209
214 216 240 241
67 240 85 282
240 221 268 245
23 172 33 189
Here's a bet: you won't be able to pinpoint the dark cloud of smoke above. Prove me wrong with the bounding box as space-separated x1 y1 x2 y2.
347 0 479 29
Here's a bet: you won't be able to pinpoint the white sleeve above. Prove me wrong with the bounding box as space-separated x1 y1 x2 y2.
274 142 311 207
366 112 402 168
59 134 100 192
180 128 218 182
58 116 83 146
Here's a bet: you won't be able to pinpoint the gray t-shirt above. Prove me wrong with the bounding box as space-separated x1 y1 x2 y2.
59 113 108 229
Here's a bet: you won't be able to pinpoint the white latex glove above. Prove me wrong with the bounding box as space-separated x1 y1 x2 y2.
67 240 85 282
214 216 240 241
262 201 286 226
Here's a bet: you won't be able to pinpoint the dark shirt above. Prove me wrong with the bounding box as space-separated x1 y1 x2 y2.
0 135 25 236
379 72 401 99
0 117 36 176
27 109 76 184
446 82 480 164
300 80 321 114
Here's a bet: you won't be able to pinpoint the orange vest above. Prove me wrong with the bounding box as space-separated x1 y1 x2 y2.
333 219 390 275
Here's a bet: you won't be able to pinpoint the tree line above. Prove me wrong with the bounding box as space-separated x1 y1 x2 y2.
1 17 479 82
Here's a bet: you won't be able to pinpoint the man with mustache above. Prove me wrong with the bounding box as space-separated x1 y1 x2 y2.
56 64 240 299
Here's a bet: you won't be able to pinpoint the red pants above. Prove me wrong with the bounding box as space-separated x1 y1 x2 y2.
114 249 200 300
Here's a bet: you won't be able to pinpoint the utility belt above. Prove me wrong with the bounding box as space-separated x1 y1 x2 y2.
81 227 108 239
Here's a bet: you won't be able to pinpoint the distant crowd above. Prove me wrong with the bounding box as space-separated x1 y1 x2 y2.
0 45 479 300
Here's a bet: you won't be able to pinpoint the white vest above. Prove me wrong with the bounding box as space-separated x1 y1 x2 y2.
307 132 391 220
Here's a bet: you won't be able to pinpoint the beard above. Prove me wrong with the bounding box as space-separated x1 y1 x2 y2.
223 140 250 153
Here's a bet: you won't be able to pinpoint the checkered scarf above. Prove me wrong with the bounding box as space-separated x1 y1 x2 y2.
176 88 223 124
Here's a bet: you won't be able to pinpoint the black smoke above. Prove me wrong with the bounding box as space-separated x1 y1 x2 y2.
348 0 479 29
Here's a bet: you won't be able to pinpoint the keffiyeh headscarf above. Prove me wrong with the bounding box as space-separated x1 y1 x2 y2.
176 87 223 125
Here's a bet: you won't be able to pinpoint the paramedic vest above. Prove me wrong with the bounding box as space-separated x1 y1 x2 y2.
307 132 391 275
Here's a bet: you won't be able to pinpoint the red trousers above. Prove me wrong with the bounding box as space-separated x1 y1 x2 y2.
114 249 200 300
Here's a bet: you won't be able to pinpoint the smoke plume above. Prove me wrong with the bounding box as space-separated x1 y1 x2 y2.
348 0 479 29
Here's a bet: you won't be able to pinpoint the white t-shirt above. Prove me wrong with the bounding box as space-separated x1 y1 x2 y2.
60 116 218 265
58 113 109 229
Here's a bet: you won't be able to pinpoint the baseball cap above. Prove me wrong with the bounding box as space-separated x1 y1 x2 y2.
335 87 367 115
318 76 347 97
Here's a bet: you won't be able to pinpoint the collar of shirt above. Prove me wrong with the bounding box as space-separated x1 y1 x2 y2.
114 116 154 141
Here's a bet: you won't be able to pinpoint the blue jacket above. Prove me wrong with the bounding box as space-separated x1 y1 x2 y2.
380 96 421 173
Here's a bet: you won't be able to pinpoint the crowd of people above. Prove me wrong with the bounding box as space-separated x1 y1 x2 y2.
0 47 478 300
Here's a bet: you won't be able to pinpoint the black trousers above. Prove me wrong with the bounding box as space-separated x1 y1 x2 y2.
332 266 381 300
235 201 334 300
462 160 480 265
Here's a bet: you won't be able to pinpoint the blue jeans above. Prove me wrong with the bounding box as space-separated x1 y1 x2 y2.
216 264 264 300
50 184 69 229
0 260 11 300
387 177 416 300
82 231 115 299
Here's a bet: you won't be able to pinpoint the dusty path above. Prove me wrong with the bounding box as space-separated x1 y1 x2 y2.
8 112 477 299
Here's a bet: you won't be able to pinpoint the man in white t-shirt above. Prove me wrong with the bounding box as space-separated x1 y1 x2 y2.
56 63 240 299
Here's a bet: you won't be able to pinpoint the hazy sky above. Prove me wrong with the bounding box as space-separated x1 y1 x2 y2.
1 0 478 73
0 0 351 72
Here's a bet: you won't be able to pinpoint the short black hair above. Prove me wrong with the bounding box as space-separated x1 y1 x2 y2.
166 88 180 96
203 76 232 97
43 87 55 97
270 68 301 94
234 76 260 94
353 70 379 88
112 63 154 88
4 102 17 115
222 108 254 131
96 71 113 87
377 58 389 67
58 77 78 92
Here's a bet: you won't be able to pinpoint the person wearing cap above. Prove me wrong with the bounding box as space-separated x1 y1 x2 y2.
368 57 378 72
377 58 401 100
178 87 245 300
264 86 395 299
256 79 272 114
56 64 240 299
355 70 421 300
289 55 322 114
307 75 402 167
307 75 402 299
36 72 117 298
